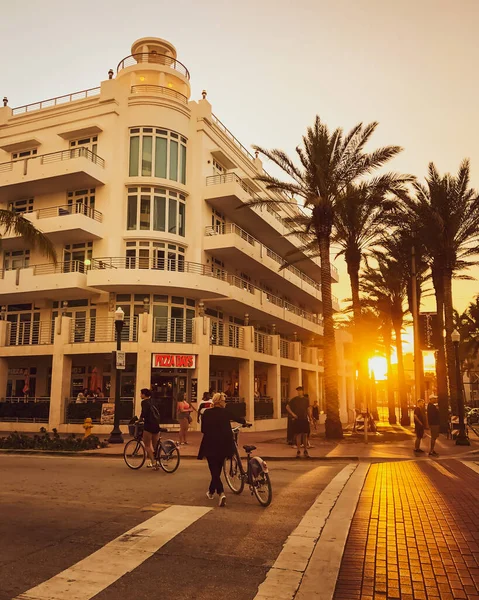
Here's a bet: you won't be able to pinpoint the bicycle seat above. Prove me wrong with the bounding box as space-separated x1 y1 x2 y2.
243 444 256 453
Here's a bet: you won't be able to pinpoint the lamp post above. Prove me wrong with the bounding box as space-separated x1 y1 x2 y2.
451 329 470 446
108 307 125 444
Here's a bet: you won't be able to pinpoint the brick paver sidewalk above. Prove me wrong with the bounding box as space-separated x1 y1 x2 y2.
334 460 479 600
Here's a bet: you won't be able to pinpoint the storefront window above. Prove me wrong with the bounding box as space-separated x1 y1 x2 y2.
129 127 187 184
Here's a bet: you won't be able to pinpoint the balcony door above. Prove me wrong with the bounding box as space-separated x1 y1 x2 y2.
7 312 40 345
63 242 92 273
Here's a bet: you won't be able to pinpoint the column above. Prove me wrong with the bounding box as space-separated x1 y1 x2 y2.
269 334 281 419
135 312 152 416
193 316 210 430
239 359 254 423
0 357 8 397
49 316 72 429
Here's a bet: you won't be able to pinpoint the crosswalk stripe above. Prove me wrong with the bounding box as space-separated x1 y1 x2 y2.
15 505 211 600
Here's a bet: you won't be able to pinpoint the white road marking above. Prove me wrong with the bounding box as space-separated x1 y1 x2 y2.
460 460 479 476
15 505 211 600
254 462 368 600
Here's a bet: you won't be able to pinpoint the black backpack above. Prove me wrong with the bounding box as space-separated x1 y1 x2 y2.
149 399 161 424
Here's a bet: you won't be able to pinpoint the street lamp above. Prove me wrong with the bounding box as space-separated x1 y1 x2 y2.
108 307 125 444
451 329 470 446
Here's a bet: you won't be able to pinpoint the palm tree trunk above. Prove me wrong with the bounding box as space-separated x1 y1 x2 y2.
347 259 367 413
443 270 458 414
393 318 409 425
432 266 449 432
384 321 397 424
318 233 343 439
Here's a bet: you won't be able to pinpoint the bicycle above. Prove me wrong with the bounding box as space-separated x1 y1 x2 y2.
123 421 180 473
223 423 272 507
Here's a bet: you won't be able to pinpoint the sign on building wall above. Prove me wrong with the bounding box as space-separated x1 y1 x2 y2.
116 351 126 370
152 354 196 369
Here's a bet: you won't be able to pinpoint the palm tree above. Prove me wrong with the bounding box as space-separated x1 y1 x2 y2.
406 161 479 415
458 297 479 362
251 116 405 439
333 181 411 410
0 210 56 262
361 235 410 425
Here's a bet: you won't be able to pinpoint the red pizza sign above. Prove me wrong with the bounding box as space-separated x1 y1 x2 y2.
152 354 196 369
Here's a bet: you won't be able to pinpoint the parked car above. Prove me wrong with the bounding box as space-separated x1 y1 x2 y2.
467 408 479 425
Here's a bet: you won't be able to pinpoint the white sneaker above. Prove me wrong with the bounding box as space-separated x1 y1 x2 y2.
206 491 215 500
218 493 226 507
146 460 155 468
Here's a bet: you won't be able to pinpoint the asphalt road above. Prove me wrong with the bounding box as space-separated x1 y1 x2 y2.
0 455 346 600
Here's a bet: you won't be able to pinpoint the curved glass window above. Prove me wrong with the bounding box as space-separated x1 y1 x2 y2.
129 127 187 184
127 187 186 236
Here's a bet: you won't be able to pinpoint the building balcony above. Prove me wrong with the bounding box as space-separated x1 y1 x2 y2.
6 320 53 347
0 148 106 202
130 85 188 105
69 316 138 343
86 257 229 299
204 224 322 308
2 203 103 250
117 52 190 80
0 260 90 303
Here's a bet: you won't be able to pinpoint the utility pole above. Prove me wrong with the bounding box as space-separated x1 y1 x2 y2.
411 247 424 402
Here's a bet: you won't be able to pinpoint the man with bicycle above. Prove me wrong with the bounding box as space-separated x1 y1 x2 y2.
286 386 312 458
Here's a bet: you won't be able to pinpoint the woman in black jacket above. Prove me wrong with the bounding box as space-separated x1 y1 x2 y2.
198 392 234 507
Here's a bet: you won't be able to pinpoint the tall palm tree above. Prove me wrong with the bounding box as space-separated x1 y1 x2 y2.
0 210 57 262
406 161 479 415
251 116 405 439
333 181 411 409
362 235 410 425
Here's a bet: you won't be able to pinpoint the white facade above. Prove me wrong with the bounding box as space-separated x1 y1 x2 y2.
0 37 352 433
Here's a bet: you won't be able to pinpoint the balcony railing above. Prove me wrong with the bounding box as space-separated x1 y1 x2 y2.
117 53 190 79
254 331 273 355
70 316 138 343
153 318 194 343
211 114 256 161
90 257 227 280
36 203 103 222
0 147 105 173
280 338 294 360
254 396 274 420
11 87 101 116
32 260 87 275
130 85 188 104
7 321 52 346
210 322 245 350
205 224 321 292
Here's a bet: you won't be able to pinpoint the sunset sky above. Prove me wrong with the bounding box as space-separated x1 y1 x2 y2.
2 0 478 313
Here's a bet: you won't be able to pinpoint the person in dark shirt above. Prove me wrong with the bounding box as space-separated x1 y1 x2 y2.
286 386 311 458
427 397 440 457
413 399 426 454
139 388 160 469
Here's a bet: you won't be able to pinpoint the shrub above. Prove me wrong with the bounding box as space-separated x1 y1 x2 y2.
0 428 108 451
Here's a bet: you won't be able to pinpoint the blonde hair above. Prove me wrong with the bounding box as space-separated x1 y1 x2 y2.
212 392 226 407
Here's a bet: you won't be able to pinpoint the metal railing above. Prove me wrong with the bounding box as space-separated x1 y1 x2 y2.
7 321 52 346
205 223 321 292
280 338 293 360
65 397 134 424
11 87 101 116
117 53 190 79
36 203 103 222
206 172 258 196
0 398 50 422
130 85 188 104
210 322 245 349
0 147 105 173
90 257 228 280
33 260 87 275
254 331 273 355
254 396 274 420
70 316 138 343
153 318 194 343
211 114 255 161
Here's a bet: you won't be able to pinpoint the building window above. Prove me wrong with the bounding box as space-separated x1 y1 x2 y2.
64 242 92 270
12 149 37 160
9 198 34 215
67 189 95 210
126 187 186 236
70 136 98 155
211 208 225 232
128 127 187 184
125 240 186 270
212 158 226 175
4 250 30 270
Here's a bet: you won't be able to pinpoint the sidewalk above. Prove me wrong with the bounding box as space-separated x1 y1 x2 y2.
333 460 479 600
80 422 479 461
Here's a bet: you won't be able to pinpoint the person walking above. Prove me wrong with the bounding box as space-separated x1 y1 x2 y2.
139 388 160 469
198 392 234 507
413 399 426 454
286 386 311 458
312 400 320 431
427 397 440 457
177 391 193 445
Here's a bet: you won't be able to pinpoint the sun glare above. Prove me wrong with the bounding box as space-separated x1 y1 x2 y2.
368 356 388 381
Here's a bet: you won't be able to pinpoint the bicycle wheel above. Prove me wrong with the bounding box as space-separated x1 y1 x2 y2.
158 439 180 473
123 439 146 470
252 471 272 507
223 453 245 494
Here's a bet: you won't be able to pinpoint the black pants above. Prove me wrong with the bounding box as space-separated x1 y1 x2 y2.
207 456 224 494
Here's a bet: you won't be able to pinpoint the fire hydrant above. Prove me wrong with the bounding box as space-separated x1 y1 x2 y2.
83 417 93 438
